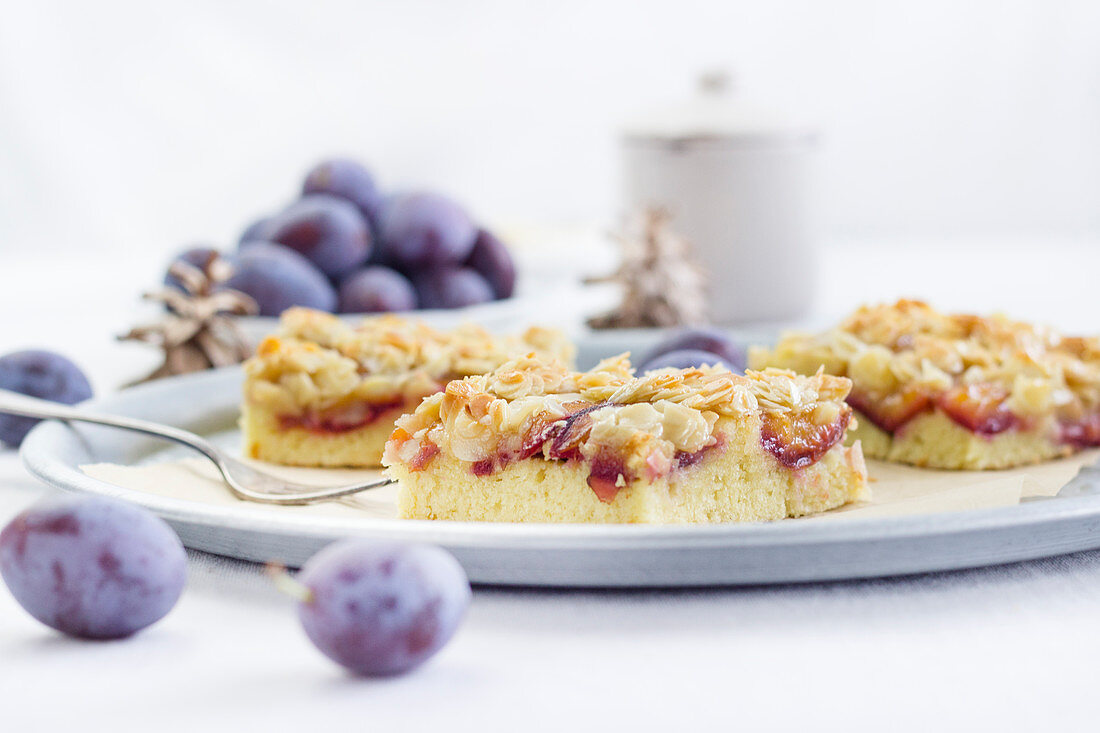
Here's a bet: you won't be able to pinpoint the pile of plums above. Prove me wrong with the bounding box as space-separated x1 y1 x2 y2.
167 159 516 316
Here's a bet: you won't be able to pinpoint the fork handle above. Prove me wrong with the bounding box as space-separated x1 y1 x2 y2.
0 388 220 461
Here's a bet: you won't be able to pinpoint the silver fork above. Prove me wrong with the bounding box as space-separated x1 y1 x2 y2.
0 388 394 505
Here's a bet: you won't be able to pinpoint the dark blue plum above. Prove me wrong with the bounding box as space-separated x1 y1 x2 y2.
637 348 738 374
265 195 371 279
0 351 93 448
163 247 221 291
640 327 746 372
362 194 402 267
221 242 337 316
238 216 272 246
338 266 417 314
465 229 516 299
0 496 187 639
376 192 476 271
296 540 470 677
302 158 382 224
414 268 494 310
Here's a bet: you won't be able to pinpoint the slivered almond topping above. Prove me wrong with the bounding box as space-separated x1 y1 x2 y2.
244 308 574 412
384 353 854 472
750 299 1100 425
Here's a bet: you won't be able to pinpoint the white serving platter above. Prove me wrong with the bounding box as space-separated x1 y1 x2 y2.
19 368 1100 588
231 280 616 345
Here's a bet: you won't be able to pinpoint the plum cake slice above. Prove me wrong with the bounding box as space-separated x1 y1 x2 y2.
241 308 574 467
382 354 868 523
750 299 1100 469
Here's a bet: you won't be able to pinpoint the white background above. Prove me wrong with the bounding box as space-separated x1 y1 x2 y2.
4 6 1100 728
2 0 1099 260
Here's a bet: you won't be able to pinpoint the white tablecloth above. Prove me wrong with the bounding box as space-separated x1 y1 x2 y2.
2 240 1099 732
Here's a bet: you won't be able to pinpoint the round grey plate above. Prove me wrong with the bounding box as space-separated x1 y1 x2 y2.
19 368 1100 587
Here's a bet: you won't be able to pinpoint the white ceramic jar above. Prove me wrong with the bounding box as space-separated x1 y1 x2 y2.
620 73 818 325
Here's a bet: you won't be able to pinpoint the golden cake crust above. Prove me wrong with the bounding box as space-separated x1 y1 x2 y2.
245 308 575 414
384 353 855 474
749 299 1100 469
383 355 868 522
241 309 575 467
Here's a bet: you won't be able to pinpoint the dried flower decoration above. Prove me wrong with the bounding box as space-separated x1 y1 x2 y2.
120 253 258 382
586 207 707 329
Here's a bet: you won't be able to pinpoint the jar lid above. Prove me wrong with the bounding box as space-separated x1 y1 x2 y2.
621 71 816 145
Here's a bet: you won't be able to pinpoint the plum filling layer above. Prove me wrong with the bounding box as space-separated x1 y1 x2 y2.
1061 414 1100 448
936 385 1018 435
847 387 931 434
760 409 851 469
577 439 727 504
278 398 406 434
849 383 1100 447
403 399 852 503
465 402 728 504
848 384 1024 438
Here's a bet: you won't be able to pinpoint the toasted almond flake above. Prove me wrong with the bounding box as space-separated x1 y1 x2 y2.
750 299 1100 421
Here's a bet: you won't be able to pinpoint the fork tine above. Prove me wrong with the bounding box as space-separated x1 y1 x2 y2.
0 388 395 506
213 454 396 505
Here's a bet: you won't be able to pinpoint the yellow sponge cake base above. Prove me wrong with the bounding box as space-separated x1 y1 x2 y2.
241 404 396 468
390 433 869 524
849 409 1071 470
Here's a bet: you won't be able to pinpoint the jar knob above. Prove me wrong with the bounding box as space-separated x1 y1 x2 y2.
697 70 733 96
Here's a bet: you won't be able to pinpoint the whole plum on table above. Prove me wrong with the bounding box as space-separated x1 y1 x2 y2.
0 351 93 447
295 540 470 676
637 348 738 374
221 242 337 316
376 192 477 271
0 496 187 639
265 195 372 279
639 327 746 373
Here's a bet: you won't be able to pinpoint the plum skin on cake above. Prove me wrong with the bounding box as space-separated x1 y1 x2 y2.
382 354 869 524
749 299 1100 470
240 308 574 468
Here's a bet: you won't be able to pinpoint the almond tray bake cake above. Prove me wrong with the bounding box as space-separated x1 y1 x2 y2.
750 299 1100 470
241 308 574 467
382 354 868 523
